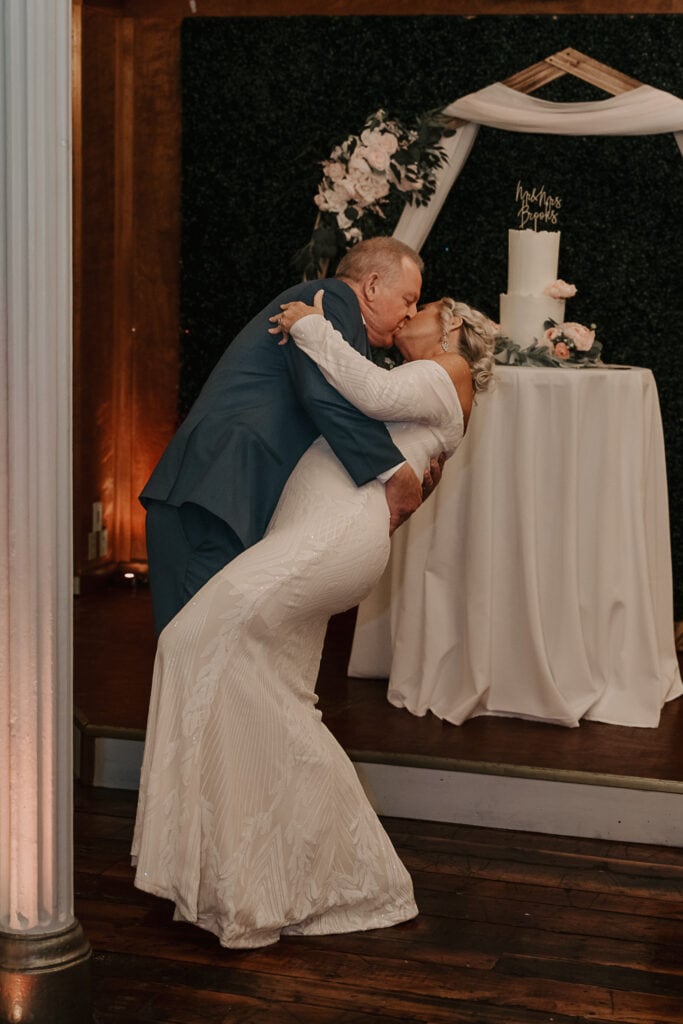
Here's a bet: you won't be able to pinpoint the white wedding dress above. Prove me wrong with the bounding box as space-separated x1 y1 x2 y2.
132 314 464 948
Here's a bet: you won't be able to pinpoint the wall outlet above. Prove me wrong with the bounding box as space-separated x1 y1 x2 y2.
99 528 108 557
88 532 97 561
92 501 103 532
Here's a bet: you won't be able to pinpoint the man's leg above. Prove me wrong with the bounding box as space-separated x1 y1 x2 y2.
145 500 244 635
178 501 245 605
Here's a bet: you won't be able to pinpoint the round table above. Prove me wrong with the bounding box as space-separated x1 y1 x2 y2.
348 365 682 728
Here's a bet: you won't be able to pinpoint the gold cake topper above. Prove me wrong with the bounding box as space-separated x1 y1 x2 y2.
515 181 562 231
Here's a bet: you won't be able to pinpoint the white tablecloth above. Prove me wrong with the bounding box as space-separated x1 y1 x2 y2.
348 366 682 728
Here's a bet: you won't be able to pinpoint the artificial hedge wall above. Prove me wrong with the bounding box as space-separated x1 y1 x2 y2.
180 15 683 616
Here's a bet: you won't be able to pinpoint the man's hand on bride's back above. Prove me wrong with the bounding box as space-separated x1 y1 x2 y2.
269 289 325 344
386 455 446 535
385 464 423 536
421 453 446 501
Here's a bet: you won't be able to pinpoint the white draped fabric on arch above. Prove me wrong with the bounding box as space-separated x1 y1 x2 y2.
393 70 683 251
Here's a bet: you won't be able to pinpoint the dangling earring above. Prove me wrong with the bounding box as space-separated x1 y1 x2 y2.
443 315 463 352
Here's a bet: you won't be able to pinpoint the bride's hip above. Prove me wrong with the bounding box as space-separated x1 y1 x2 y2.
273 441 386 520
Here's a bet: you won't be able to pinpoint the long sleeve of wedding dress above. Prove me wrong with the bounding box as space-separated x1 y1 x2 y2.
291 313 457 435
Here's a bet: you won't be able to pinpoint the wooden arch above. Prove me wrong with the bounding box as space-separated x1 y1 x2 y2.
504 47 642 97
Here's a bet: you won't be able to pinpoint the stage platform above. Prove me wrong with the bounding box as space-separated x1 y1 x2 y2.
74 583 683 845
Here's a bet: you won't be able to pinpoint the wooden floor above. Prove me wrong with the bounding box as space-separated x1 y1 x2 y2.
74 584 683 786
76 782 683 1024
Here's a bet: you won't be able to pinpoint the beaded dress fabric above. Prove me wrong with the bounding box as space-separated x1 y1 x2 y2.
132 316 463 948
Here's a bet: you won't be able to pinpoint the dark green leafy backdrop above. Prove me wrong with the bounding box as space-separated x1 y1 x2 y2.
180 14 683 616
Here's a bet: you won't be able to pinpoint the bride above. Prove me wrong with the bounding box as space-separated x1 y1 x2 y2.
132 290 496 948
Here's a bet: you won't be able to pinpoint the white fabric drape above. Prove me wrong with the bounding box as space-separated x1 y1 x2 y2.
393 83 683 252
392 122 479 252
348 367 682 729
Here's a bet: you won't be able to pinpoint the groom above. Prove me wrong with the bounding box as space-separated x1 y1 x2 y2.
142 236 439 634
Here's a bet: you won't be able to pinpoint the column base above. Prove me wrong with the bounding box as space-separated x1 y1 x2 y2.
0 920 91 1024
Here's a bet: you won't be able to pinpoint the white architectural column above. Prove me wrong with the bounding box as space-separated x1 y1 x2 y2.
0 1 91 1020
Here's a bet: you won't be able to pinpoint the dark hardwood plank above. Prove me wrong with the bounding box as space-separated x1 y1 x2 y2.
86 945 683 1024
399 838 683 894
390 816 683 866
75 784 683 1024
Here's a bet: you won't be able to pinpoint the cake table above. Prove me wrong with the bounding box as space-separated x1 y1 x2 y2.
347 365 682 728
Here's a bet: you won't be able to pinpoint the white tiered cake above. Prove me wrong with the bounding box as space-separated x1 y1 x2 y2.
499 230 565 348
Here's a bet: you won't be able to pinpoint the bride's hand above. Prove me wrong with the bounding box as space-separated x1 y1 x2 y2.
268 289 325 345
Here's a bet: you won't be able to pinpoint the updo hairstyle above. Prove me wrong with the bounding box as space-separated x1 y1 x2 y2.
439 297 496 393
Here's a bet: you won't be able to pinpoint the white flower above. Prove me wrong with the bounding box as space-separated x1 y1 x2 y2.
313 189 340 213
314 181 351 213
360 127 384 148
561 322 595 351
353 171 390 206
347 151 373 177
358 144 391 172
380 132 400 155
322 159 345 183
295 107 450 279
360 127 399 156
332 179 356 202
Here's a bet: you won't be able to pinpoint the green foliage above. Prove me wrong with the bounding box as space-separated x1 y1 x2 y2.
495 337 568 368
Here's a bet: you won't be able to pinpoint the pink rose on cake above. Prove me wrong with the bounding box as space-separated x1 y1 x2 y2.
543 324 570 359
542 319 601 364
560 322 596 352
543 323 564 349
543 279 577 300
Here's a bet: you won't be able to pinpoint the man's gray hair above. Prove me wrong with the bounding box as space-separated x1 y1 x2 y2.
336 237 424 285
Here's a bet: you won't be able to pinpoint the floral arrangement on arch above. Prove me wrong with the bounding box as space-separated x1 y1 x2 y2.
293 108 455 280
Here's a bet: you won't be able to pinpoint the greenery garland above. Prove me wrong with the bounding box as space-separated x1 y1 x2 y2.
495 320 603 368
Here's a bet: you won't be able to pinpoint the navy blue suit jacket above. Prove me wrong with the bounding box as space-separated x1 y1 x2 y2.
140 279 405 549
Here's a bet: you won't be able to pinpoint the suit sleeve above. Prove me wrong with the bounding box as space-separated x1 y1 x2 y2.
282 285 405 486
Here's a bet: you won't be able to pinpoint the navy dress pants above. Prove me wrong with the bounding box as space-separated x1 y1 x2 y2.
145 500 245 635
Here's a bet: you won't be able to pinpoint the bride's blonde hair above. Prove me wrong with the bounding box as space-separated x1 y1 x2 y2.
439 297 496 394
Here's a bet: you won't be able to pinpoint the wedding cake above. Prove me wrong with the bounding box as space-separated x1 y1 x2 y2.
499 229 566 348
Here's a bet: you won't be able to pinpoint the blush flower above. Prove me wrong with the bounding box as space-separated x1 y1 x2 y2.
561 322 596 352
294 107 453 279
358 144 392 172
543 279 577 300
360 126 400 155
322 160 346 183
